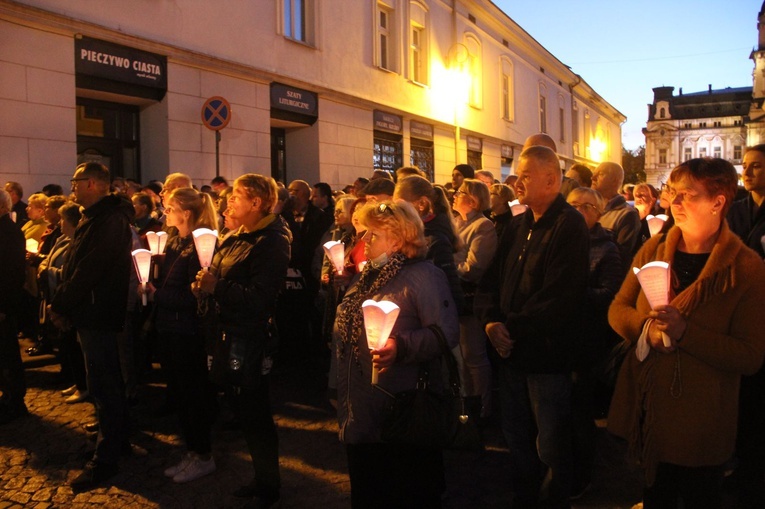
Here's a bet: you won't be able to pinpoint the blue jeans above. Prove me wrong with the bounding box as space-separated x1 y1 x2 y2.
78 329 129 467
498 368 573 508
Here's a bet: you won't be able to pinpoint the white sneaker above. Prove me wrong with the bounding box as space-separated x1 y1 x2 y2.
64 390 89 404
172 455 216 483
164 452 196 478
61 385 77 396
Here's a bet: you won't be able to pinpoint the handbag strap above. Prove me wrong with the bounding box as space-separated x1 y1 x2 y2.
426 324 462 397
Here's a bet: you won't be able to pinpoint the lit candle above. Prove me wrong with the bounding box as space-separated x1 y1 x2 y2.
192 228 219 272
362 299 400 385
323 240 345 275
131 249 152 306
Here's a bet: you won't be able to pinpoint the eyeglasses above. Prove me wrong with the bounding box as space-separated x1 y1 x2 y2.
453 191 466 198
570 202 598 212
70 177 89 184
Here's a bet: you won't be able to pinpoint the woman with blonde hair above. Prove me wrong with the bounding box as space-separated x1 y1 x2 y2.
194 174 290 507
452 178 497 417
608 158 765 508
336 200 459 508
142 187 218 483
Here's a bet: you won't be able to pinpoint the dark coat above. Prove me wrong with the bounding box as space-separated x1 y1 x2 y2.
153 234 201 335
475 194 589 374
0 214 25 315
423 212 465 313
210 215 291 341
50 193 134 331
727 194 765 258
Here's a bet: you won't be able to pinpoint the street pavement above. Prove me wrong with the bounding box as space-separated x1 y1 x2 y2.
1 340 653 509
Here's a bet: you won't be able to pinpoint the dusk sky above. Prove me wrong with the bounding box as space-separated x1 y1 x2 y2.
494 0 758 151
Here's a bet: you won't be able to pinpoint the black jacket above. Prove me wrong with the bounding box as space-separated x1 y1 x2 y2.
51 193 134 331
727 195 765 258
475 194 589 373
423 212 465 314
154 234 201 335
210 215 291 340
0 214 25 315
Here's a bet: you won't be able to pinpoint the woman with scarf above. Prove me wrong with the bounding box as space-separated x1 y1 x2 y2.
335 201 459 509
607 158 765 508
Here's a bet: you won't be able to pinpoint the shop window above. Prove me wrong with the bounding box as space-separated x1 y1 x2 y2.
374 131 403 173
410 138 434 181
467 150 482 170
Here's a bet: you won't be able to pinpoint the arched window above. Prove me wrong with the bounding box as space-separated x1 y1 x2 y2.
500 56 514 121
660 107 666 119
464 34 482 109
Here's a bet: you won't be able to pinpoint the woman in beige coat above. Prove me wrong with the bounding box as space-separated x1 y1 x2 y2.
608 158 765 508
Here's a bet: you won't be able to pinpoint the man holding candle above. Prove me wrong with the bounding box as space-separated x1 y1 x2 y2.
49 162 135 491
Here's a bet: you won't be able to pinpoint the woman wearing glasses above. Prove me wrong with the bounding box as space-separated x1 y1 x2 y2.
607 158 765 508
452 179 497 418
335 201 459 508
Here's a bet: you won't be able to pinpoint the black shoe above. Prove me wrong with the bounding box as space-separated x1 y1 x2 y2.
242 494 280 509
0 404 29 425
84 422 100 433
70 461 118 492
26 345 52 356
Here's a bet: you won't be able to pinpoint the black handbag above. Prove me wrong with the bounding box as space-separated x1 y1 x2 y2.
208 330 263 388
378 324 483 451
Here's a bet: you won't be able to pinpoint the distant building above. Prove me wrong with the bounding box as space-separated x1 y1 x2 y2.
0 1 623 192
644 1 765 185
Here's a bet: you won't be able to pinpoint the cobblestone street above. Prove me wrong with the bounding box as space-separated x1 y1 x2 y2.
1 340 652 508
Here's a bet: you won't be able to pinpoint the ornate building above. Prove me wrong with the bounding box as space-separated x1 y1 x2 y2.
1 0 623 192
644 1 765 185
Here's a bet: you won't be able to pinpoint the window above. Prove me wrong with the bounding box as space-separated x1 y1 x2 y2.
660 107 666 119
410 138 434 181
734 120 742 126
699 122 707 128
684 122 692 129
465 34 482 108
684 147 692 161
713 146 721 158
283 0 314 44
572 101 579 154
734 145 742 159
538 84 547 133
699 147 707 157
584 110 591 157
377 4 395 71
713 121 721 127
558 94 565 143
409 2 428 84
659 149 667 164
500 57 514 121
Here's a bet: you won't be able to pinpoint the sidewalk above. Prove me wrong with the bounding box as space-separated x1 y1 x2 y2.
1 342 649 508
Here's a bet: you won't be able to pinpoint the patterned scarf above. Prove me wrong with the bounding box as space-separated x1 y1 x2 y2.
336 252 406 362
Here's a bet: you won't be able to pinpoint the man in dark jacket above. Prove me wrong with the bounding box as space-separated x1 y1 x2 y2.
0 189 27 425
50 162 134 491
476 146 589 507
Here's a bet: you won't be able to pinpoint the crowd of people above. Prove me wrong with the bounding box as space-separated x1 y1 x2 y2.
1 133 764 509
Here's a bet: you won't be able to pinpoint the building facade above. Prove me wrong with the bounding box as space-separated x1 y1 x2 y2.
644 1 765 186
1 0 624 193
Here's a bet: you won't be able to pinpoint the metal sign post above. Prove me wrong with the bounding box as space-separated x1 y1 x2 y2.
201 96 232 178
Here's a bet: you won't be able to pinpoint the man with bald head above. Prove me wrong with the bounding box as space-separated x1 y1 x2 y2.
521 133 578 198
591 161 641 268
476 146 589 506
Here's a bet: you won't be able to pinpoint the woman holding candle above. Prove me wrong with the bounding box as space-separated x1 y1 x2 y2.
335 200 459 509
194 174 290 508
607 158 765 508
142 186 219 483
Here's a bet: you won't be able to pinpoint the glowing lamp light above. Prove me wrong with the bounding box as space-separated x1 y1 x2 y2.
362 299 400 385
589 137 606 163
25 238 39 254
508 199 528 216
192 228 218 271
323 240 345 275
131 249 152 306
646 214 669 237
145 231 168 255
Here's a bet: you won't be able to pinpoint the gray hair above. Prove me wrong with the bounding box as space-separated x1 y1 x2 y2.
0 189 11 215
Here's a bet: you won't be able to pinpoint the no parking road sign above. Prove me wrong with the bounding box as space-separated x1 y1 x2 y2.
201 96 231 131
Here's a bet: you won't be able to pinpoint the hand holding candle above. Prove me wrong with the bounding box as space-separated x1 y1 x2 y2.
146 231 168 278
323 240 346 275
362 299 400 384
131 249 152 306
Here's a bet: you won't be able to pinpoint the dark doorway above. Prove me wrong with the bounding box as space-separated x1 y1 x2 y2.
76 98 140 181
271 128 287 184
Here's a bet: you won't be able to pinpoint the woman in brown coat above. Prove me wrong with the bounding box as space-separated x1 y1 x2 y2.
607 158 765 508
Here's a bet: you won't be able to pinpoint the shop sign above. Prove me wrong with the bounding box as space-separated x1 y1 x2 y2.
410 120 433 140
374 110 402 133
467 136 482 152
75 36 166 89
270 83 318 117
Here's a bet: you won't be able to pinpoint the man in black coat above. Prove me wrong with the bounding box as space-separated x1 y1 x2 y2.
0 189 27 425
50 162 134 491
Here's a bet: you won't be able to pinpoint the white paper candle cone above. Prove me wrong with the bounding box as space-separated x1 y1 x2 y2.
131 249 153 306
323 240 345 275
193 228 218 270
146 231 168 255
362 299 400 385
646 214 668 237
26 238 39 254
508 200 527 216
